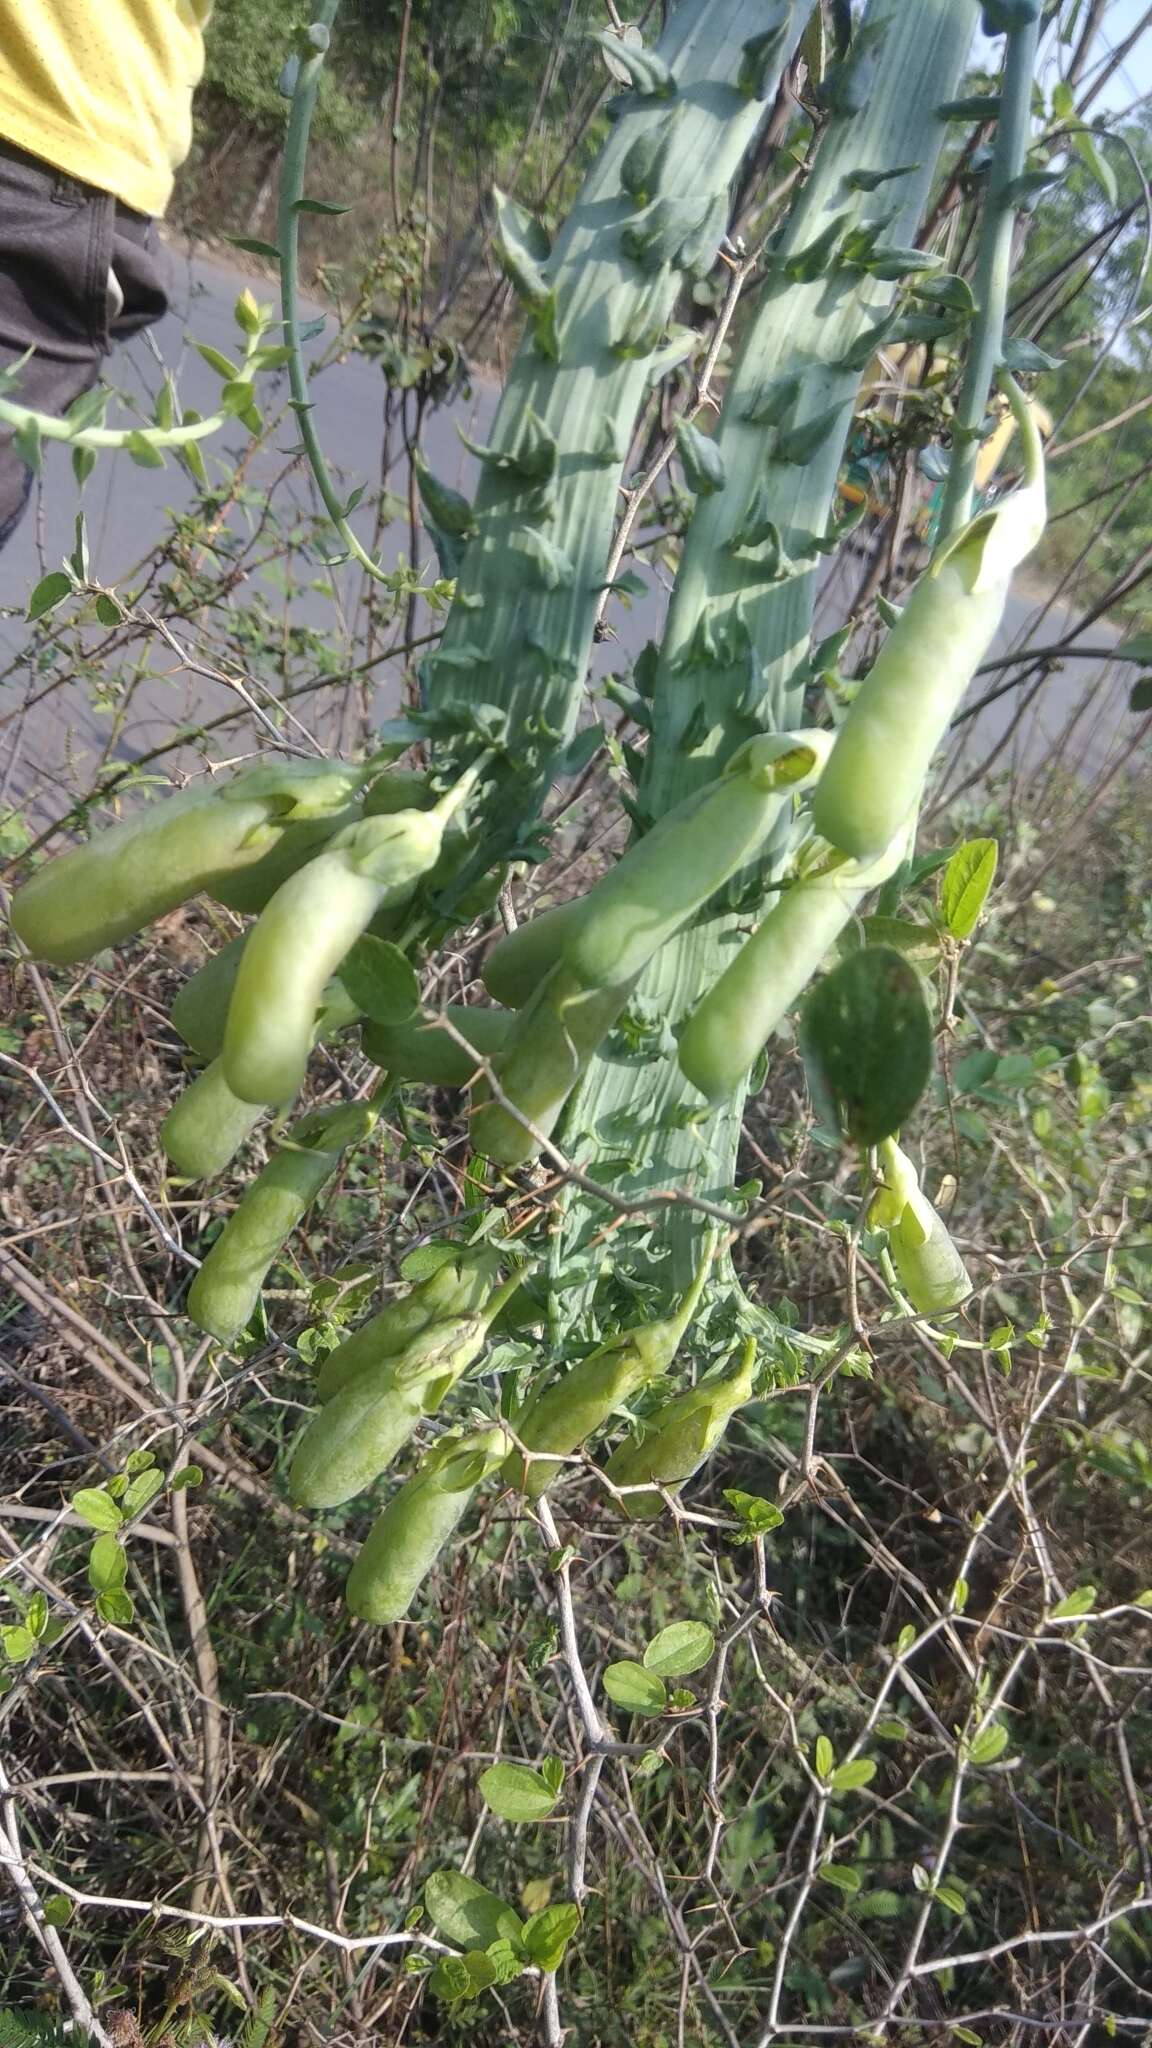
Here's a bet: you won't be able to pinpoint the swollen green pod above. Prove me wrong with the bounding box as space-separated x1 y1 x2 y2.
186 1102 372 1342
362 1006 510 1087
315 1246 501 1400
601 1336 758 1520
505 1238 716 1496
10 758 368 966
812 388 1046 862
223 809 445 1105
563 732 833 992
482 897 590 1009
469 962 633 1168
677 834 906 1103
870 1138 972 1314
289 1312 490 1509
345 1425 506 1624
160 1059 268 1180
171 935 250 1060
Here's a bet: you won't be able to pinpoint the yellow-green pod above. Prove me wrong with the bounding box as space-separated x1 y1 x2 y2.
223 809 445 1105
186 1102 371 1342
362 1006 510 1087
10 758 367 966
676 833 904 1104
469 962 632 1168
870 1139 971 1314
345 1425 506 1624
562 732 831 993
602 1337 757 1520
170 935 250 1060
289 1312 490 1509
504 1241 715 1497
315 1246 501 1400
482 898 590 1009
812 393 1046 862
160 1058 268 1180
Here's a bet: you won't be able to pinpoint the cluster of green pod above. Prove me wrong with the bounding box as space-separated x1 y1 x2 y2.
289 1247 523 1619
7 750 510 1340
471 731 832 1166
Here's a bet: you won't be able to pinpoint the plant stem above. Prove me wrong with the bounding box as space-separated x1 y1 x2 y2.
936 9 1043 539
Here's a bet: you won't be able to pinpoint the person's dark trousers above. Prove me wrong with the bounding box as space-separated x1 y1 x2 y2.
0 138 170 547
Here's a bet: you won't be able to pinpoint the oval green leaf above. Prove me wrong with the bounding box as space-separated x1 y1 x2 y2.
341 935 419 1026
642 1621 715 1678
424 1870 524 1950
603 1660 668 1713
478 1762 560 1824
940 837 998 940
800 946 933 1147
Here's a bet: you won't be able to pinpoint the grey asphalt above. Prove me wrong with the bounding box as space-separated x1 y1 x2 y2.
0 250 1135 817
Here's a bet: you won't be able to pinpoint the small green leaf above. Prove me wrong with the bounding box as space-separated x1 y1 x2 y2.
292 196 352 215
341 936 419 1026
722 1487 784 1541
95 1588 134 1627
968 1721 1010 1765
642 1621 715 1678
820 1863 862 1895
70 1488 122 1533
227 236 282 262
93 589 121 624
815 1735 835 1781
477 1762 559 1823
539 1755 565 1796
1129 677 1152 713
800 946 934 1147
88 1533 127 1593
1 1625 35 1663
24 1593 49 1639
424 1871 524 1950
170 1465 204 1490
603 1661 668 1713
895 1624 917 1657
831 1758 877 1793
43 1894 73 1927
1049 1585 1096 1620
521 1901 580 1973
121 1468 165 1517
935 1881 967 1916
940 838 998 939
26 571 73 622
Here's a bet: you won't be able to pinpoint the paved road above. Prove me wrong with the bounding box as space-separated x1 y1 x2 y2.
0 250 1134 814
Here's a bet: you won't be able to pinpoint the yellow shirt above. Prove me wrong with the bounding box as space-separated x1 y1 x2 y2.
0 2 212 218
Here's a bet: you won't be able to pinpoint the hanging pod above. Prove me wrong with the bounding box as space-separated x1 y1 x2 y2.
171 935 250 1060
812 384 1046 862
315 1245 502 1401
362 1005 511 1087
602 1336 758 1520
677 831 908 1103
160 1058 269 1181
482 896 590 1010
469 962 634 1168
504 1237 717 1496
562 730 833 993
291 1266 528 1507
222 809 446 1106
869 1137 972 1314
345 1425 507 1624
186 1102 373 1342
10 757 369 966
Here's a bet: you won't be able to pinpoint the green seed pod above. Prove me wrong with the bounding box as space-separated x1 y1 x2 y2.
677 834 905 1103
160 1058 267 1180
209 798 364 913
812 391 1046 862
289 1311 490 1509
602 1336 757 1520
469 962 632 1168
315 1246 502 1401
223 810 445 1105
186 1102 372 1342
482 897 589 1009
870 1139 972 1314
505 1237 716 1496
362 1006 510 1087
171 935 249 1060
10 759 368 966
563 732 832 993
345 1425 506 1624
